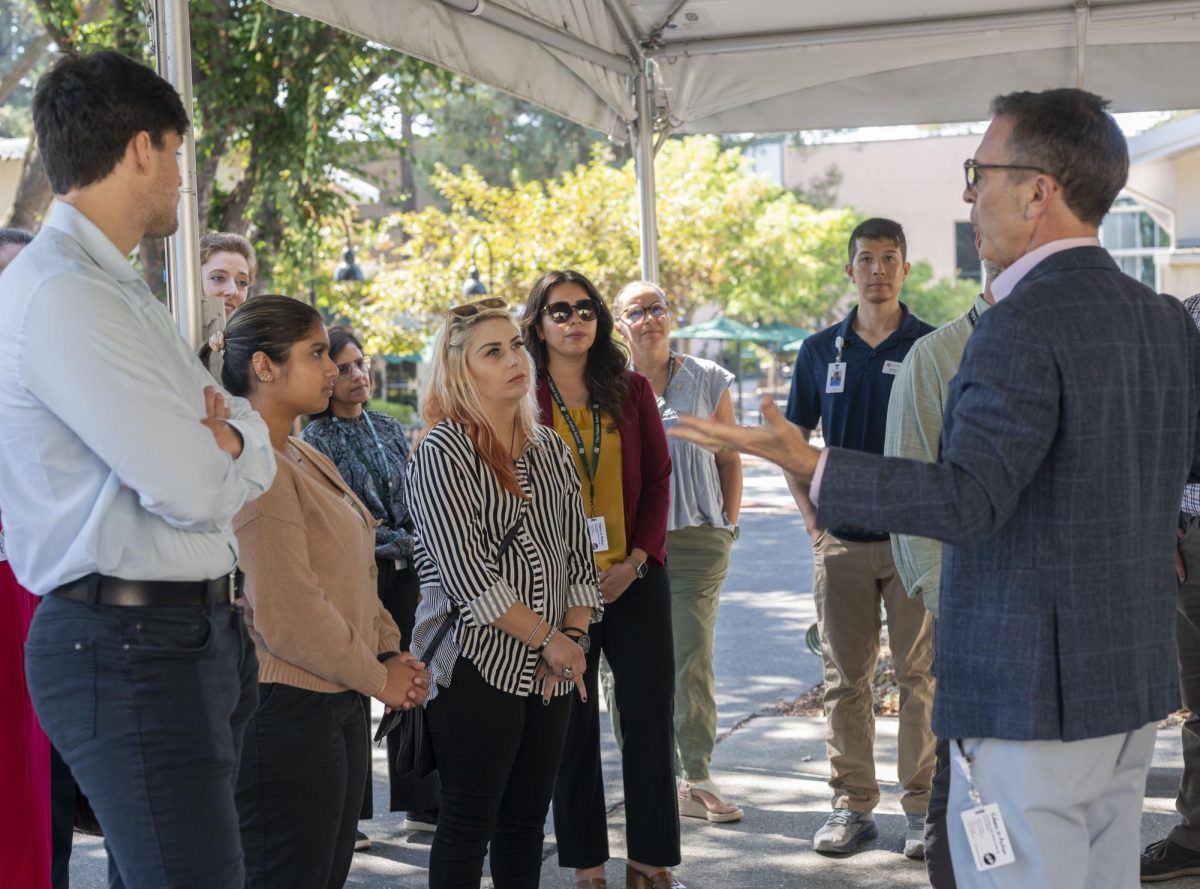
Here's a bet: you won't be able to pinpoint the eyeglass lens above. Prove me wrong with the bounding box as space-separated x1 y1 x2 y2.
624 303 667 323
336 358 368 379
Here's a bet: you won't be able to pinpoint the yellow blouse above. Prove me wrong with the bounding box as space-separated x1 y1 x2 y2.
553 405 627 572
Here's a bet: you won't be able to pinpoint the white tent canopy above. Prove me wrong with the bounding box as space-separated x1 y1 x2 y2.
262 0 1200 136
161 0 1200 341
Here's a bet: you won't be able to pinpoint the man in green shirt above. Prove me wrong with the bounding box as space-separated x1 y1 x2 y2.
883 239 1001 885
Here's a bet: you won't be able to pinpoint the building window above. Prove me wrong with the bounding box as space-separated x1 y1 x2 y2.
955 221 981 281
1101 195 1171 289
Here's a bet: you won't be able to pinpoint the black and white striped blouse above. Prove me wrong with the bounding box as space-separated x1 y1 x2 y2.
408 420 603 699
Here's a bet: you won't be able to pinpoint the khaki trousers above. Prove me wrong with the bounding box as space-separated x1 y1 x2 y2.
667 524 734 781
812 533 935 814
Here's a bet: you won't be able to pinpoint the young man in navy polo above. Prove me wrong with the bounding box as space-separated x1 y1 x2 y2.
785 217 937 856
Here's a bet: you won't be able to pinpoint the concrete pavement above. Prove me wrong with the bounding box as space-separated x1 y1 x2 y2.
68 456 1199 887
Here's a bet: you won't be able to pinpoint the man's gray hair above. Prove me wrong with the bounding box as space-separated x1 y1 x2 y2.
990 89 1127 227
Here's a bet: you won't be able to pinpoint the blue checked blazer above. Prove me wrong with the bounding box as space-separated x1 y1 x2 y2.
817 247 1200 742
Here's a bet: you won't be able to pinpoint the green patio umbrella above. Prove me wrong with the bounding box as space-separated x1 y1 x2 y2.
670 317 778 422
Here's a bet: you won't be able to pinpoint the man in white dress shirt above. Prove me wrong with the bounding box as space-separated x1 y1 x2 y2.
0 51 275 888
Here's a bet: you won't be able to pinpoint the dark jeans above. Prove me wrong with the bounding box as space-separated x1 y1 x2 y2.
553 563 680 869
926 736 956 888
237 684 367 889
49 744 75 889
426 656 571 889
25 594 258 889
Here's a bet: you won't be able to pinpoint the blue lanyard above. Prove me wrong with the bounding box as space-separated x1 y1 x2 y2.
333 412 397 527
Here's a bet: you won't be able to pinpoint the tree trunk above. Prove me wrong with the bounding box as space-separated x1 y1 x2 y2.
2 141 52 231
0 30 51 106
399 108 416 213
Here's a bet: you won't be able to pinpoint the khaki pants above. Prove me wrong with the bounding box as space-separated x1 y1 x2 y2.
812 533 935 814
600 525 734 783
668 523 734 781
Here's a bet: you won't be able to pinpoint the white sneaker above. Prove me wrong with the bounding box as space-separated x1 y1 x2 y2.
813 809 878 853
903 813 926 859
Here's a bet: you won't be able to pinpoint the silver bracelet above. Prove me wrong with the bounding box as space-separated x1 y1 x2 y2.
524 617 545 649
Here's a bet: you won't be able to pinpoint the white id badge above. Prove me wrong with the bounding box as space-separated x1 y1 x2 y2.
0 529 6 563
825 362 846 394
882 359 903 375
960 804 1016 872
586 516 609 552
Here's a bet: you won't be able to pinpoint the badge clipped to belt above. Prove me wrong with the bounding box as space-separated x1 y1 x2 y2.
952 741 1016 872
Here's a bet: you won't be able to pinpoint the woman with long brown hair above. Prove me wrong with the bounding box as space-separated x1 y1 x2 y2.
522 271 683 889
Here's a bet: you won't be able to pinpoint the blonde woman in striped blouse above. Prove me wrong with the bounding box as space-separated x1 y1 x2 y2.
407 297 603 889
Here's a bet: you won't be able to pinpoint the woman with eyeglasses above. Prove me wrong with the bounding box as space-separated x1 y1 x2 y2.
521 270 682 889
301 327 440 843
613 282 744 826
408 296 601 889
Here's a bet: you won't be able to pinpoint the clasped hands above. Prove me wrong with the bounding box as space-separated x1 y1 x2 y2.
670 397 821 481
534 633 588 704
379 652 431 711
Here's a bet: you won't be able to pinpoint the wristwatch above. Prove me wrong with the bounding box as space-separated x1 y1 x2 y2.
625 555 648 579
563 629 592 654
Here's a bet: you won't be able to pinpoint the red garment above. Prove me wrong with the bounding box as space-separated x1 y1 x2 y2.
536 370 671 566
0 517 52 888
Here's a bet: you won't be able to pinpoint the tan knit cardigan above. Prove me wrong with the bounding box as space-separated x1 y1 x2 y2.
234 437 401 696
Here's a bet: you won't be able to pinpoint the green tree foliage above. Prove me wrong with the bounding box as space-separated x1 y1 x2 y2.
412 82 608 194
902 261 980 327
336 137 861 355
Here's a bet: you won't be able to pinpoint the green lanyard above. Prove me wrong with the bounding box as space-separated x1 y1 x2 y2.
546 376 601 512
333 412 397 527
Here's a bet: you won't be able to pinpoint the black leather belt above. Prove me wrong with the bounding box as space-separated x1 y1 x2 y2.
51 573 236 607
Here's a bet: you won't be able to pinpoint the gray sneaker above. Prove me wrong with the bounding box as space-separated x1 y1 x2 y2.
813 809 878 854
903 813 926 859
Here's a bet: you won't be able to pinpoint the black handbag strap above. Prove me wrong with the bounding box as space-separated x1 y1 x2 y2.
423 508 524 661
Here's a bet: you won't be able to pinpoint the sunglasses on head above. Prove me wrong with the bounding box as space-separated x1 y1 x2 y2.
448 297 508 318
543 300 598 324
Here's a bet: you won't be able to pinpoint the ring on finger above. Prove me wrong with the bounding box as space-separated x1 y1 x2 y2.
562 666 574 678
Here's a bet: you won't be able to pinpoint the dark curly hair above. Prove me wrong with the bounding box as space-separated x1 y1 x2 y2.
521 270 629 430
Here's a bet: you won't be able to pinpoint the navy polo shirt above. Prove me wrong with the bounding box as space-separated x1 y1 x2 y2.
786 302 933 541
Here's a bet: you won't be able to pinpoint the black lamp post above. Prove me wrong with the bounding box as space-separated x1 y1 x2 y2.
334 216 365 283
461 234 493 297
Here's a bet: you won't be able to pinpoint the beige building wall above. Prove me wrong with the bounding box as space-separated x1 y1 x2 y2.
784 134 980 280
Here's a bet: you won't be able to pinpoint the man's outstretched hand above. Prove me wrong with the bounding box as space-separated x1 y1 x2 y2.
670 397 822 481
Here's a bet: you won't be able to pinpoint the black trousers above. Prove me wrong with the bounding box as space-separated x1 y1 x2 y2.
237 685 367 889
552 563 680 868
926 736 957 888
426 657 571 889
360 557 440 819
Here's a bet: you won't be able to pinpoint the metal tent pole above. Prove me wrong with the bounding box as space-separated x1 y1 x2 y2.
152 0 207 348
634 60 659 282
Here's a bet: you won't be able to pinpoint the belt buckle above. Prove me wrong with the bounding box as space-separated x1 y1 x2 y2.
226 572 237 605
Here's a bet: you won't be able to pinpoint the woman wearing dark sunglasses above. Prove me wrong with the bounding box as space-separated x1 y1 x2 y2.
302 327 440 842
521 270 683 889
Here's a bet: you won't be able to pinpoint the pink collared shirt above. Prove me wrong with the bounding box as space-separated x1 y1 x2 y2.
810 236 1101 504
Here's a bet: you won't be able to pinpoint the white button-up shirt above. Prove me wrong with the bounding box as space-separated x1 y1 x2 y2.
0 201 275 594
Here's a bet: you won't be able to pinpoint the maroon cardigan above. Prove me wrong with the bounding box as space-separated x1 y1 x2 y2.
536 371 671 566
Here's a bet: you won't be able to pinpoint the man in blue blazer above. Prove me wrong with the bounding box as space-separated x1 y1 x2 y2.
672 88 1200 888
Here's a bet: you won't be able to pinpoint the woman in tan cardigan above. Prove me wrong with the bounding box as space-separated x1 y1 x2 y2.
201 296 429 889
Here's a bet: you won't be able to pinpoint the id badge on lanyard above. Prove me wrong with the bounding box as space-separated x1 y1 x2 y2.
826 335 847 394
952 741 1016 872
